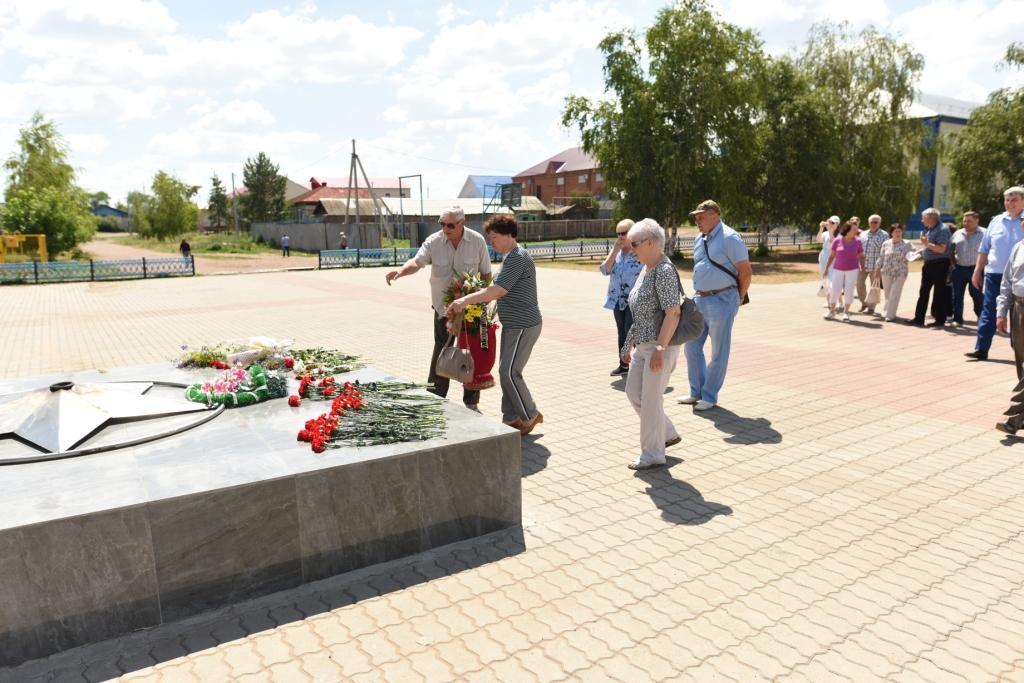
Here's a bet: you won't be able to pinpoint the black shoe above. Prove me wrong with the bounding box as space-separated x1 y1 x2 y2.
904 319 924 326
610 365 628 376
996 421 1018 435
926 321 945 328
964 350 988 360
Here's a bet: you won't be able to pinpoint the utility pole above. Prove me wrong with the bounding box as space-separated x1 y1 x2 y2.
230 172 241 234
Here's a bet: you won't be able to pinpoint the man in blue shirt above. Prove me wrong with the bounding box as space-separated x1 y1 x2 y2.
679 200 751 411
908 208 951 327
966 186 1024 360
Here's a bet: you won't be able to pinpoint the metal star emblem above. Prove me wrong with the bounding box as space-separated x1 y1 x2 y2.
0 381 212 454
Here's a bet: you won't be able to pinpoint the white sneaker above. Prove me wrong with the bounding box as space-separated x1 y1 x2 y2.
824 310 834 320
678 395 699 405
695 400 716 411
884 317 893 322
842 312 851 322
627 456 666 470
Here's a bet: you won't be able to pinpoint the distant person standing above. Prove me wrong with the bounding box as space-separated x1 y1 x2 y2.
908 208 951 327
874 224 913 322
966 187 1024 360
858 215 888 314
281 234 291 257
949 211 985 326
179 239 191 258
823 222 864 322
601 218 643 376
818 216 840 304
338 232 349 250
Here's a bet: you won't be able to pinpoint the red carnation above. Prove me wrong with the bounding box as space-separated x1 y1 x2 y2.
288 395 301 407
297 430 311 442
284 357 295 369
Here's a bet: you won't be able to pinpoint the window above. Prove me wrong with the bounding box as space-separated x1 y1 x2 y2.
939 184 948 209
578 174 588 183
596 173 604 182
556 176 565 186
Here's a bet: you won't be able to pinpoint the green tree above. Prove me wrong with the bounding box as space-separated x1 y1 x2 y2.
1 112 96 256
126 190 153 234
145 171 199 239
87 191 111 209
207 174 230 228
563 0 767 227
240 152 286 223
796 22 926 222
944 43 1024 219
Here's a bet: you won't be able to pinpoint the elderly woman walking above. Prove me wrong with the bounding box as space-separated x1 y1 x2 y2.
447 215 543 435
620 218 683 470
601 219 644 376
818 216 839 304
824 222 864 321
873 223 913 322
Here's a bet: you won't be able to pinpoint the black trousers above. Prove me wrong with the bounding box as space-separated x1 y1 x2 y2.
914 259 950 324
613 306 633 368
428 313 480 406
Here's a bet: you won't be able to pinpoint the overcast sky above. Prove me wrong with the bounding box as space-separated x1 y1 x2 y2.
1 0 1021 204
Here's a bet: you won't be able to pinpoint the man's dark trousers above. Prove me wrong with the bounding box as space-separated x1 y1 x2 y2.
976 273 1003 352
914 259 950 324
613 306 633 369
428 313 480 406
950 264 983 324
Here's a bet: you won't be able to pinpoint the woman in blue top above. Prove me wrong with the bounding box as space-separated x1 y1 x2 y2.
601 219 644 376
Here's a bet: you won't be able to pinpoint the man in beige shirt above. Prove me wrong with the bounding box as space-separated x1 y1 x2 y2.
386 206 492 409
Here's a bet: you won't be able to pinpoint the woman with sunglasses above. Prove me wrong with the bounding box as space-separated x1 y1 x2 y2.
601 219 643 376
620 218 683 470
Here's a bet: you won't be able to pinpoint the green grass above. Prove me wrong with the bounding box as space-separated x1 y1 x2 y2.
114 231 281 255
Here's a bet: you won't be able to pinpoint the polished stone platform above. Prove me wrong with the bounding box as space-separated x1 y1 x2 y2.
0 364 522 667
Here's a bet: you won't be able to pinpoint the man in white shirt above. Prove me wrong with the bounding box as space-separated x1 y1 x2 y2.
386 207 492 410
994 238 1024 434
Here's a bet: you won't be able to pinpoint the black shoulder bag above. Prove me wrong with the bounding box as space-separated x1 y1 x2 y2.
702 233 750 305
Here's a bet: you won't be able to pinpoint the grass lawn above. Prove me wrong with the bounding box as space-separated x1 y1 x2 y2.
114 231 281 255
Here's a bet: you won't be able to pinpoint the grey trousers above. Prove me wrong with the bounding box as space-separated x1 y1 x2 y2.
625 342 681 463
500 324 542 423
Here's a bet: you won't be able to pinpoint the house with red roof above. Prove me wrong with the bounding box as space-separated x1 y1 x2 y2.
512 147 605 205
309 176 410 198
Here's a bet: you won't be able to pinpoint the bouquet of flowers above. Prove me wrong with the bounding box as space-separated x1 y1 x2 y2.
442 272 499 390
184 364 288 407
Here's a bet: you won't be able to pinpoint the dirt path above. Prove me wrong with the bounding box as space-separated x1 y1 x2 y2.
82 234 319 274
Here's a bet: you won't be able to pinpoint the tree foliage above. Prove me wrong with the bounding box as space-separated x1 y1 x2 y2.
143 171 199 239
208 174 230 228
240 152 286 224
944 43 1024 220
126 190 153 234
1 112 96 256
88 191 111 209
562 4 926 234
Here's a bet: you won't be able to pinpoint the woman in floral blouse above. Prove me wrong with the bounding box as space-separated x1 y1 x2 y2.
601 219 644 376
873 223 914 322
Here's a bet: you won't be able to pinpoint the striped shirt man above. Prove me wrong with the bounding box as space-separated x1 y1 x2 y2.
951 226 986 267
493 246 542 329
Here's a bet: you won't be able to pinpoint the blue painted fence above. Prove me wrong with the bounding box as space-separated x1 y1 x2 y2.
0 257 195 285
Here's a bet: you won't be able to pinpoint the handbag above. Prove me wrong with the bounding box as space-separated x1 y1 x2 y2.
435 316 475 384
654 264 705 346
817 278 828 297
866 274 881 306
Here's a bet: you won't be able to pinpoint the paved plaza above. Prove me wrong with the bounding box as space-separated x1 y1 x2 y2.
1 262 1023 682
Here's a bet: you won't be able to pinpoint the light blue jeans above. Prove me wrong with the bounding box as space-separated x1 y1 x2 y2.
684 288 740 405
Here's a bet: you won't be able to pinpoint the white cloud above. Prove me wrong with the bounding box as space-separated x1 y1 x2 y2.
197 101 276 130
383 107 409 123
436 3 471 25
65 133 110 156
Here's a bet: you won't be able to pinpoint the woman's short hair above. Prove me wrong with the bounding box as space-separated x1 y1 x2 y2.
890 222 904 233
484 214 518 238
628 218 666 251
616 218 635 233
838 221 854 237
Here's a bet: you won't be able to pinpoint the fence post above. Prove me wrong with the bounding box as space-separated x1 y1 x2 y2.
90 259 94 281
142 257 147 279
552 242 556 261
394 247 398 265
33 259 38 284
580 240 584 258
190 255 195 276
356 249 361 267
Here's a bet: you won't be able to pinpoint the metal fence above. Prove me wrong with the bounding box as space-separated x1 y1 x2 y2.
0 257 195 285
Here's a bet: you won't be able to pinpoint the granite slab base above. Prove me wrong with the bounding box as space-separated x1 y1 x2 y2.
0 365 522 668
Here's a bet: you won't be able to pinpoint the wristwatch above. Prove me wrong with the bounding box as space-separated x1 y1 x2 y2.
655 344 665 352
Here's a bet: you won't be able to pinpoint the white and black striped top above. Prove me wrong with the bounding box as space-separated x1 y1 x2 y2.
494 246 542 329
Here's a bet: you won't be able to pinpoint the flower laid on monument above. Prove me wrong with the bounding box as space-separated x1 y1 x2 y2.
443 271 499 391
288 347 361 376
184 364 288 408
175 340 359 377
292 380 446 451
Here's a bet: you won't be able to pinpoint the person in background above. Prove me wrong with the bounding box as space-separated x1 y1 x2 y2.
179 239 191 258
619 218 682 469
818 217 839 305
281 234 290 257
874 223 913 322
908 208 951 327
858 215 888 314
967 187 1024 360
386 206 492 411
823 222 864 322
338 232 349 250
949 211 985 327
447 215 543 434
601 219 644 376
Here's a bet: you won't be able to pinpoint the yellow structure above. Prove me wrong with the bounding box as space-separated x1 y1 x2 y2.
0 234 48 263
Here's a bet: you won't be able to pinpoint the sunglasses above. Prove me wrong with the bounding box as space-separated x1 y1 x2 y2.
630 238 649 248
441 222 459 229
616 232 629 236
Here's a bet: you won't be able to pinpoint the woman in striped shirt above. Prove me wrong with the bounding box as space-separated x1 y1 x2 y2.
447 215 544 435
